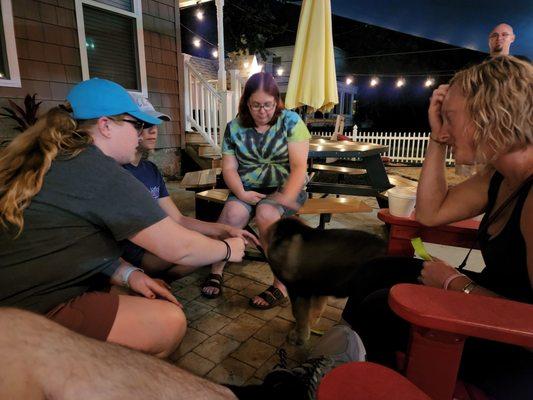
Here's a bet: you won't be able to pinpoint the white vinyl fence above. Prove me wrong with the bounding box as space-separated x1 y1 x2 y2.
311 130 455 165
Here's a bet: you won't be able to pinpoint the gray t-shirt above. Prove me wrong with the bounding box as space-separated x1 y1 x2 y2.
0 145 166 313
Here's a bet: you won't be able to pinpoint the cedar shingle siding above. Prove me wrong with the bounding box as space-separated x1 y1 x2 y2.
0 0 183 168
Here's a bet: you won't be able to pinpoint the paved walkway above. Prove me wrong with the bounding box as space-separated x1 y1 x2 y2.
165 166 467 386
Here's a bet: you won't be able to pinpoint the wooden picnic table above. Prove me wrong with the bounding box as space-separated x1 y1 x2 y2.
307 138 392 206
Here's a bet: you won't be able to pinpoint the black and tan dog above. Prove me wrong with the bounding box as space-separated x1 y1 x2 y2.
266 217 386 345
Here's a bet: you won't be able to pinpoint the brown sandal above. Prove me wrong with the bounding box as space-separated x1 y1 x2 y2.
249 285 289 309
201 273 223 299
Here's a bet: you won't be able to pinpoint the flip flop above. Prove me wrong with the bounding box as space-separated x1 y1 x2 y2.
201 273 223 299
249 285 290 309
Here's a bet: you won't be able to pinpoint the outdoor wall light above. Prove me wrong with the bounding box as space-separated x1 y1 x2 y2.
370 77 379 87
346 77 353 85
276 68 284 76
212 49 218 58
193 38 201 48
424 78 435 87
396 78 406 88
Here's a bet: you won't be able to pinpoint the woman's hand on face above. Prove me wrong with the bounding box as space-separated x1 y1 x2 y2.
224 237 246 262
220 225 260 246
419 260 457 288
238 191 266 205
428 84 451 143
128 271 182 307
268 191 300 211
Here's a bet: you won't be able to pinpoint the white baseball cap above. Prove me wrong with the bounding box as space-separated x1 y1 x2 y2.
129 92 171 121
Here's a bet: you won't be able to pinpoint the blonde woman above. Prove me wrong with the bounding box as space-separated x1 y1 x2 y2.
341 57 532 398
0 79 245 357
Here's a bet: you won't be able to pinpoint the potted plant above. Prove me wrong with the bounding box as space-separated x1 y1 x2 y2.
0 93 42 132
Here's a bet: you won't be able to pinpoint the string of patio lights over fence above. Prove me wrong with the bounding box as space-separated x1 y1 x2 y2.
184 4 457 88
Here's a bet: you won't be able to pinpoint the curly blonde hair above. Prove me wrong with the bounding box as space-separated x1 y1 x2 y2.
449 56 532 162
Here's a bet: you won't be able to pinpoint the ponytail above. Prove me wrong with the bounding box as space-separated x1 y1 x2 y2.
0 106 93 235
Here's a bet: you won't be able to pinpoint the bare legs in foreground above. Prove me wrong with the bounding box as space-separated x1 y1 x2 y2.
0 308 236 400
202 201 288 306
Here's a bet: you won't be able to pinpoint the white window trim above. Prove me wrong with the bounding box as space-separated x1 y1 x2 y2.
0 0 21 88
74 0 147 96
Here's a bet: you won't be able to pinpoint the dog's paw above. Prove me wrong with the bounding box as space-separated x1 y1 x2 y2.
288 328 309 346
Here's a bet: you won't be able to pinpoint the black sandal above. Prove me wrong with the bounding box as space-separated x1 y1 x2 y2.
201 273 223 299
249 285 289 309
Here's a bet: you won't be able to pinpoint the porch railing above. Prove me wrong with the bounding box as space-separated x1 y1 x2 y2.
311 130 455 165
183 57 224 150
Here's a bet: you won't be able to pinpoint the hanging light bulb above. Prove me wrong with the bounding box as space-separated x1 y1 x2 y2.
370 77 379 87
396 78 406 88
196 9 204 20
346 77 353 85
212 49 218 58
424 77 435 87
193 38 201 48
276 67 284 76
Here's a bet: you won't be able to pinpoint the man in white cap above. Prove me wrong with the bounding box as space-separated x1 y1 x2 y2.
122 93 257 279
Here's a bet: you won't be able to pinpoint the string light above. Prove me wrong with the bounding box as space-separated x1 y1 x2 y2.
424 77 435 87
212 49 218 58
370 77 379 87
192 38 201 48
195 9 204 20
276 67 284 76
346 77 353 85
243 62 249 68
396 78 406 88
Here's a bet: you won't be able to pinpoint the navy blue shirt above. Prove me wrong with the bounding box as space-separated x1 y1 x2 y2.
123 160 169 199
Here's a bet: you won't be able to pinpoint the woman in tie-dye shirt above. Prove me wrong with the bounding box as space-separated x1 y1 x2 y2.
201 72 311 309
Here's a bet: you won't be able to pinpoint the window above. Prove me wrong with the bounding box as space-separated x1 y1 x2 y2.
74 0 147 94
0 0 21 87
343 92 352 115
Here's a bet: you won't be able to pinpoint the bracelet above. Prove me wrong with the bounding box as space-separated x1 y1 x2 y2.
443 272 466 290
462 280 477 294
122 266 144 288
429 135 447 145
221 240 231 262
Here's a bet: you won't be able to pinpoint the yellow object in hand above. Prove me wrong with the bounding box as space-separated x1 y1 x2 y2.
411 237 433 261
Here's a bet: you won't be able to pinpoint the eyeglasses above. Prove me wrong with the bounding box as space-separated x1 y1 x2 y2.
121 119 145 135
249 102 275 111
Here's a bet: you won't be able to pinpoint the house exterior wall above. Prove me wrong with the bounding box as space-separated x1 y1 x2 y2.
0 0 184 177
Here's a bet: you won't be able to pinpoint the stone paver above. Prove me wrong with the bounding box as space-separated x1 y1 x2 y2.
194 334 241 364
190 311 232 336
171 327 208 360
184 300 212 322
206 357 256 386
253 317 293 347
231 338 277 368
220 312 265 342
224 275 255 291
177 352 215 377
214 293 249 319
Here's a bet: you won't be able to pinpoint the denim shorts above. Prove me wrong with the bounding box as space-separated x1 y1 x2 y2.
227 188 308 218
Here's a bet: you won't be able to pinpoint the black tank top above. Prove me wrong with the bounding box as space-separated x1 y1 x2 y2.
477 172 533 303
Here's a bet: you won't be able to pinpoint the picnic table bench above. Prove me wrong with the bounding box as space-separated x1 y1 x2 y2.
195 189 372 229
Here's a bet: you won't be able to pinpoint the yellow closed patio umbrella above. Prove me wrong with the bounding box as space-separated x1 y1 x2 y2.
285 0 338 112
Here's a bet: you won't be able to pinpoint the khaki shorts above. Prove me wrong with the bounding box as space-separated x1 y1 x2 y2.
46 292 119 341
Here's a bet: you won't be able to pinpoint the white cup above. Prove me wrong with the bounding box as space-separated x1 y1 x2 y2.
388 187 417 217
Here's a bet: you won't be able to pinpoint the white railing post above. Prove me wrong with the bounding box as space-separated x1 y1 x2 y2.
219 90 233 144
183 55 191 131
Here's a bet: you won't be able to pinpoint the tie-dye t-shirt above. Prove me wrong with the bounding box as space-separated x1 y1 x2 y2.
222 109 311 189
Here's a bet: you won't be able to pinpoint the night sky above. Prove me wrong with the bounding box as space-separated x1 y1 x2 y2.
180 1 531 131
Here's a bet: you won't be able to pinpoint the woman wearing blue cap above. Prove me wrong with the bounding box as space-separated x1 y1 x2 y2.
0 78 246 357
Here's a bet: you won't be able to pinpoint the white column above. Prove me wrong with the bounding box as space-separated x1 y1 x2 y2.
215 0 226 91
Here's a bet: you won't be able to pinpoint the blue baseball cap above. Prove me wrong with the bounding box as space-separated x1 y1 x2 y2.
66 78 162 125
